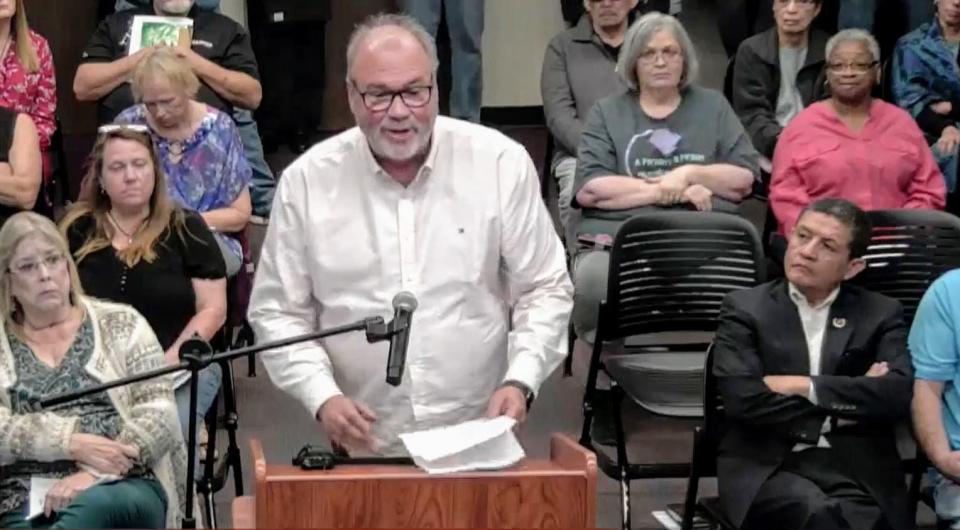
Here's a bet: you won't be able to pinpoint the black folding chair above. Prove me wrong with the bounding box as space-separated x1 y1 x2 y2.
681 344 735 530
853 209 960 520
853 209 960 323
579 211 764 530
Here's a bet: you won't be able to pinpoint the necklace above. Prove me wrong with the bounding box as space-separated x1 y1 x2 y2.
168 140 186 164
106 211 145 244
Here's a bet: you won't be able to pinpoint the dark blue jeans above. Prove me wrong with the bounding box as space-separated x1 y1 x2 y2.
399 0 485 122
838 0 934 33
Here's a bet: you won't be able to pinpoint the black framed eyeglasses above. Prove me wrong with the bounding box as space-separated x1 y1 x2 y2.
351 79 434 112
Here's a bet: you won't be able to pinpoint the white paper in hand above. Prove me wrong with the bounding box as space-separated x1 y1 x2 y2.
399 416 525 474
28 477 58 519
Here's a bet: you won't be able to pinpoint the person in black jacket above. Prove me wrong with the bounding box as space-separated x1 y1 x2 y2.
713 198 913 530
732 0 828 161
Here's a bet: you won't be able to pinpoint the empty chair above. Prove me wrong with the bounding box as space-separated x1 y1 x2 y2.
579 210 764 530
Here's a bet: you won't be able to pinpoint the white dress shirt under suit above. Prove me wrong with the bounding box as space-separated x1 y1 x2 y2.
248 116 574 455
788 283 840 449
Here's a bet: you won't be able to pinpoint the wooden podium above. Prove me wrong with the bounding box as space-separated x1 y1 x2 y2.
231 433 597 528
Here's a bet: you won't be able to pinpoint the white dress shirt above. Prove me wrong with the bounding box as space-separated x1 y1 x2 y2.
788 283 840 449
248 116 574 456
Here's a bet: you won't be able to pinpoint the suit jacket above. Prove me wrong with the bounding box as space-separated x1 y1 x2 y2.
713 280 914 530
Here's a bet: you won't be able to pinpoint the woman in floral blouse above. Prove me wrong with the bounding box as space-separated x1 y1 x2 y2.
115 48 251 276
0 0 56 181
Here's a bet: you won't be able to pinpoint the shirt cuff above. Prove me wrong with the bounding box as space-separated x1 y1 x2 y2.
807 380 818 405
503 354 547 397
301 377 344 421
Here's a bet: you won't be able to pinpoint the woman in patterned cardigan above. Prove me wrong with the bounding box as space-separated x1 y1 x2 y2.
0 211 187 528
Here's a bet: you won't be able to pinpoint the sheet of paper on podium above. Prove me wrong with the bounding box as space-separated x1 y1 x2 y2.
399 416 525 474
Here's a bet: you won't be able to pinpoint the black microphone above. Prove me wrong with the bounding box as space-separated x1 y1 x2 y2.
386 291 418 386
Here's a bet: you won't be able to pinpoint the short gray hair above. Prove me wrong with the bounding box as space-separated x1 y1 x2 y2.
345 13 439 80
825 29 881 64
617 13 699 92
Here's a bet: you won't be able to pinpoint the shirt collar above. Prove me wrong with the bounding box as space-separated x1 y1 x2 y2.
788 282 840 311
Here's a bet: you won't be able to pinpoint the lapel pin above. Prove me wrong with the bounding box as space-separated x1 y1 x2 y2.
832 317 846 329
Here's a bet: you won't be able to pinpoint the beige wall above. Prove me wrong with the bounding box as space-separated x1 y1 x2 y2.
219 0 566 108
481 0 566 107
220 0 247 26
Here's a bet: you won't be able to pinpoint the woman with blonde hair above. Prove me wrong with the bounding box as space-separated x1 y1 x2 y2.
0 0 56 182
60 125 226 452
115 47 251 276
0 211 187 528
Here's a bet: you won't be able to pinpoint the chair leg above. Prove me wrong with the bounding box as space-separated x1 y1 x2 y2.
681 427 703 530
612 384 631 530
580 337 607 446
563 320 575 377
909 455 926 523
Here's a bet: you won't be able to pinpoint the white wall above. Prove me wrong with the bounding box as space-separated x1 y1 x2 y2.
482 0 566 107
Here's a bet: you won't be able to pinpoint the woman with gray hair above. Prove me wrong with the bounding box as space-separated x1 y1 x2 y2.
570 12 759 375
770 28 945 238
0 211 188 528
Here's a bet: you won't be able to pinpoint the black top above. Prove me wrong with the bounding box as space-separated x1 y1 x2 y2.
0 107 21 225
80 6 260 124
602 42 620 59
66 210 226 350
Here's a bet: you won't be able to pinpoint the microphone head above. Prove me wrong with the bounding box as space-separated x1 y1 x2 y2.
392 291 419 311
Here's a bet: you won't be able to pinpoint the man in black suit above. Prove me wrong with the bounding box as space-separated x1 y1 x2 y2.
713 197 914 530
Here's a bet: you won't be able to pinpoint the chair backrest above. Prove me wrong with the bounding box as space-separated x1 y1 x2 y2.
598 211 765 339
852 209 960 324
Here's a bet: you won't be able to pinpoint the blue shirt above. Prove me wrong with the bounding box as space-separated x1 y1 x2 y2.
909 268 960 451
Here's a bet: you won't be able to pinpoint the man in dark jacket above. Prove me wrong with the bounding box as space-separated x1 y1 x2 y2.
714 198 913 530
732 0 828 161
541 0 636 252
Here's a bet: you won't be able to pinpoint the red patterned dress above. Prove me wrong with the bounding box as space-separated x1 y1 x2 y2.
0 29 56 179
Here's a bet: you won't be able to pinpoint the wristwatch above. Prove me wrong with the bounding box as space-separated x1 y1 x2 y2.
501 380 535 410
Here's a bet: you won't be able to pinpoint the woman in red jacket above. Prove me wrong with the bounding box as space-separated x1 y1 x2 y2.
770 29 946 236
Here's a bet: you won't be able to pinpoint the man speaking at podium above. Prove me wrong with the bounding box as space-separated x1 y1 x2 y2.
248 13 573 456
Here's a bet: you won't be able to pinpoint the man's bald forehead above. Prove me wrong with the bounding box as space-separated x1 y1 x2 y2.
346 13 439 79
354 25 431 61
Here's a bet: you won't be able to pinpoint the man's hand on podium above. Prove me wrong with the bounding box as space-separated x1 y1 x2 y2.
486 385 528 424
317 395 378 452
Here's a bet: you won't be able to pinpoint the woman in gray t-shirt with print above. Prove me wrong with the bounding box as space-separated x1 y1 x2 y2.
570 12 760 347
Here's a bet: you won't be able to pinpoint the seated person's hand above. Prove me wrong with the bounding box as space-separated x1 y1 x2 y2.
936 126 960 156
762 375 810 397
68 433 139 476
657 166 691 204
44 471 97 517
864 361 889 377
683 184 713 212
932 101 954 115
486 385 527 424
317 395 377 453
